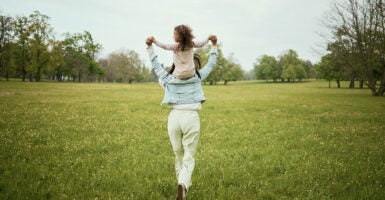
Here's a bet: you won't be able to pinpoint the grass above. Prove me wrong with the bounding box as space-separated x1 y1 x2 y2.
0 80 384 199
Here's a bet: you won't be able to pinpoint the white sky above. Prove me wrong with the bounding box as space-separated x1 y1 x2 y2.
1 0 332 71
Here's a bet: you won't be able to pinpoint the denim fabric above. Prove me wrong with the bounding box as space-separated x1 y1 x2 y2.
147 46 218 106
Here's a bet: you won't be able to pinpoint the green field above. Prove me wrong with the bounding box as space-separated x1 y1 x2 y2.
0 80 384 199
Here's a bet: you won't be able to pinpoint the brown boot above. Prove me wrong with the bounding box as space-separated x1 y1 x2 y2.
176 184 185 200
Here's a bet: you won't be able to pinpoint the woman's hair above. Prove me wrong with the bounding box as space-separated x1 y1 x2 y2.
174 25 194 51
168 54 201 79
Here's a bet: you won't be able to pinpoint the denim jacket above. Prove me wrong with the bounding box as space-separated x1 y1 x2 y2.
147 46 218 106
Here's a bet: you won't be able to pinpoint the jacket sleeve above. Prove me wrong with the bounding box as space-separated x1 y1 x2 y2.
147 46 173 83
199 46 218 80
193 38 209 48
154 41 177 50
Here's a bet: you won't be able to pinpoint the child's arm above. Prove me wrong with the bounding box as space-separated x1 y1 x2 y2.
193 36 210 48
153 37 178 50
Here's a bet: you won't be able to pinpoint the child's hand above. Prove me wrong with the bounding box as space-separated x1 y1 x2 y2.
145 37 153 46
209 35 217 46
150 36 156 43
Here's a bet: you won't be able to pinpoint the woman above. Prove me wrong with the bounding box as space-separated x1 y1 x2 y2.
146 35 217 200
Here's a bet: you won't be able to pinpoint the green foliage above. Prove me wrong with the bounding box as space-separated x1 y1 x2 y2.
323 0 385 95
0 15 14 80
281 64 296 81
254 55 279 81
196 45 244 85
0 11 151 83
0 81 384 199
254 49 310 82
62 31 103 82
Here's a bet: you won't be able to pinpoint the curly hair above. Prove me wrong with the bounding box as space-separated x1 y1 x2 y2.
174 24 194 51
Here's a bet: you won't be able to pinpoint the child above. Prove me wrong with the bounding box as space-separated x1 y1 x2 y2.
151 25 213 79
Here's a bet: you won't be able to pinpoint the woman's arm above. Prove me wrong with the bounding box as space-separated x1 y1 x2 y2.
199 35 218 80
146 39 173 83
198 46 218 80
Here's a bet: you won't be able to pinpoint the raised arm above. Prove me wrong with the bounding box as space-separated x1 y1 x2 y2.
198 47 218 80
193 37 209 48
153 38 178 51
146 37 173 83
199 35 218 80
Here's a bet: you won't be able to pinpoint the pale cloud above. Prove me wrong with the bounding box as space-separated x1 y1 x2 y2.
1 0 332 71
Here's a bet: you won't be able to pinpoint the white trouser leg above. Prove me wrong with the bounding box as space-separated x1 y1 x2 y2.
167 109 200 191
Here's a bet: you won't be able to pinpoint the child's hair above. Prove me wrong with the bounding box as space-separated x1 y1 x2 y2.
168 54 202 79
174 25 194 51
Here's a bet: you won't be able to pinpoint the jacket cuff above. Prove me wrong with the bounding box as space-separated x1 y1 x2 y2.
147 46 157 61
209 46 218 55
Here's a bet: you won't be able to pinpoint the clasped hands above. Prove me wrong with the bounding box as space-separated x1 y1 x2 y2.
146 35 217 46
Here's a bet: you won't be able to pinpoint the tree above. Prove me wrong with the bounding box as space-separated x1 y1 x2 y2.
62 31 102 82
254 55 279 82
13 15 30 81
281 64 296 82
294 64 307 81
325 0 385 95
103 49 145 83
28 11 52 82
0 14 14 81
254 50 310 83
47 39 65 81
279 49 301 82
316 53 341 88
221 53 244 85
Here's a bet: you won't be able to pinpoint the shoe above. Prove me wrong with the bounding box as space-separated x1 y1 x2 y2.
177 184 185 200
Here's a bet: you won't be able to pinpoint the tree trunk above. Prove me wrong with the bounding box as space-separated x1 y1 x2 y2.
35 67 41 82
349 78 355 88
22 69 26 82
328 80 331 88
224 80 228 85
378 69 385 96
359 80 364 88
336 79 341 88
56 72 61 81
368 81 377 96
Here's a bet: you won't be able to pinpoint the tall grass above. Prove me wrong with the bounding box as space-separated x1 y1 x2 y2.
0 80 384 199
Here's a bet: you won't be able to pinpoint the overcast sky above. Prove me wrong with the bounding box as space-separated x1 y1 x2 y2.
1 0 333 71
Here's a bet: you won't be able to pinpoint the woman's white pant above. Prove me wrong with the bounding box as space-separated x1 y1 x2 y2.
167 109 200 191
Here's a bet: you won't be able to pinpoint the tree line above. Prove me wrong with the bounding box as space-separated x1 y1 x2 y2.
316 0 385 96
0 11 246 84
253 49 316 82
0 11 154 83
